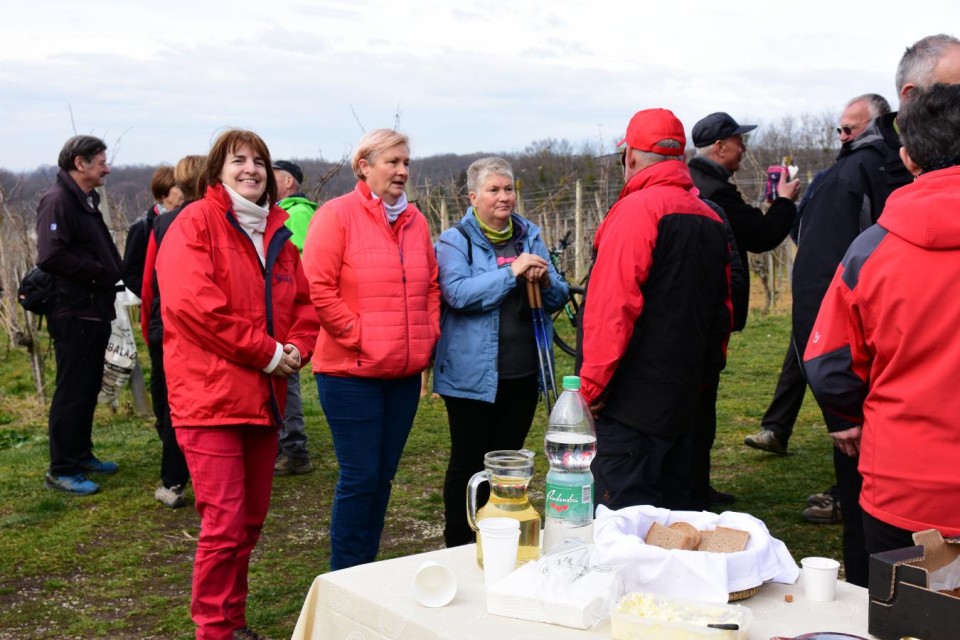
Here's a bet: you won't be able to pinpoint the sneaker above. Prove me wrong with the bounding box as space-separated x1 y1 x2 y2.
807 487 838 507
803 493 842 524
45 472 99 496
154 484 186 509
78 456 119 475
744 428 788 455
233 627 269 640
275 452 313 476
709 486 737 505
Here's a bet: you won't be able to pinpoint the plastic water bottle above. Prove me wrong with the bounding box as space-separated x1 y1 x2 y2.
542 375 597 553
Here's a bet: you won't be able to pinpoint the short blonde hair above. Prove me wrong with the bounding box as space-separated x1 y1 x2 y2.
352 129 410 179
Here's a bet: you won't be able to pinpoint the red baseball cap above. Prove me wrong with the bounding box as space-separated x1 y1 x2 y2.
617 108 686 156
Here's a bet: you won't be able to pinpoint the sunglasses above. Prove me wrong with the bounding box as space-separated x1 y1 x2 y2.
836 122 867 136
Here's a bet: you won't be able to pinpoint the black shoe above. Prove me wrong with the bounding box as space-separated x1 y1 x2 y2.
233 627 269 640
709 486 737 505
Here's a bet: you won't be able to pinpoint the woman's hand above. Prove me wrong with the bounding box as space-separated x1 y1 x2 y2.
510 252 549 282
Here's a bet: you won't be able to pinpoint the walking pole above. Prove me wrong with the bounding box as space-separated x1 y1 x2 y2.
527 279 557 413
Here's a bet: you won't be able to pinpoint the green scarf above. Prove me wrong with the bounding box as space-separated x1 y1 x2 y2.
475 212 513 244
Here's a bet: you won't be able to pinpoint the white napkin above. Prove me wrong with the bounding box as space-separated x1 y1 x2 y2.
486 542 625 629
592 505 800 603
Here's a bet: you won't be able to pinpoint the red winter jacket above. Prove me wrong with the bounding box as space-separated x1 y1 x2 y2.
156 183 319 428
302 181 440 379
804 166 960 536
579 161 732 435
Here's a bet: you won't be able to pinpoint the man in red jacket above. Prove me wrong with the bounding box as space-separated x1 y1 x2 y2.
579 108 732 511
805 81 960 552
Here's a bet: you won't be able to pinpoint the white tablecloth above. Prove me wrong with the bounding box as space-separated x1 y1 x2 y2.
292 544 878 639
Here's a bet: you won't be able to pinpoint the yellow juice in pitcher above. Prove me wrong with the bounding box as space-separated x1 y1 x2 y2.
475 476 541 567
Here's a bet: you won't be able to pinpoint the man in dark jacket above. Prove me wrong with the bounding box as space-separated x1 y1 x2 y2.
688 112 801 308
37 135 123 496
746 94 891 460
579 108 732 511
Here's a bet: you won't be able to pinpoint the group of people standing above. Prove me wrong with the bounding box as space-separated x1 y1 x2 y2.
32 30 960 640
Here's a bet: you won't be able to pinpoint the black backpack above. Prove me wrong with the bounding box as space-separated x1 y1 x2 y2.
17 267 56 316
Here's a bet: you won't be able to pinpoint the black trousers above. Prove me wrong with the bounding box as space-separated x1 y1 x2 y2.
593 414 693 511
835 446 869 587
862 510 916 557
760 334 807 445
47 316 112 476
690 375 718 511
441 374 539 548
148 340 189 488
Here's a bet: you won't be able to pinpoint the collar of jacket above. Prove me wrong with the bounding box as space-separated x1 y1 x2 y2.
842 111 901 159
56 168 101 214
688 155 732 181
460 208 531 248
354 179 412 226
619 159 697 199
206 182 291 243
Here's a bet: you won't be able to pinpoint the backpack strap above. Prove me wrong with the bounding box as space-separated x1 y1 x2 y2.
453 221 473 265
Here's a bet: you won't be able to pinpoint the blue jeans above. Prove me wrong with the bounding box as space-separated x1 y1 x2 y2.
315 373 421 570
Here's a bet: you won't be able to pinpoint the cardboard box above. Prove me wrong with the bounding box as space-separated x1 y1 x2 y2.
868 529 960 640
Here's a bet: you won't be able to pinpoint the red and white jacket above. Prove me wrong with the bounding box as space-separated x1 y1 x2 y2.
302 181 440 379
157 183 319 428
804 165 960 536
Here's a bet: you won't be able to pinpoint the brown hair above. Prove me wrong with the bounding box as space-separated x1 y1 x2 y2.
351 128 410 180
203 129 277 206
174 155 206 202
150 166 177 201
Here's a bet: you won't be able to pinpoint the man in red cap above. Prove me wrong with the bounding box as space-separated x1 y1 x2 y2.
577 109 733 510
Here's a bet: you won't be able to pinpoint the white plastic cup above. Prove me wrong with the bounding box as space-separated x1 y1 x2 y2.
801 556 841 602
478 517 521 587
413 561 457 607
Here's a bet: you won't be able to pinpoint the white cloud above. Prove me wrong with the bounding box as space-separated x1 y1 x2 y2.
1 0 957 170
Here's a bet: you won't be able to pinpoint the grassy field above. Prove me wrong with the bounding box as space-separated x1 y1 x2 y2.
0 309 840 639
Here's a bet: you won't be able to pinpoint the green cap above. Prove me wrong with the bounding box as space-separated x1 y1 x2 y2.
562 375 580 390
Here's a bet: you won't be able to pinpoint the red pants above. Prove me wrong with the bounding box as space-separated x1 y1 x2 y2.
176 425 278 640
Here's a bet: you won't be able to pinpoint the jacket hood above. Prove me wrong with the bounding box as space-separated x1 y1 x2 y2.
879 166 960 249
279 194 318 208
840 111 900 159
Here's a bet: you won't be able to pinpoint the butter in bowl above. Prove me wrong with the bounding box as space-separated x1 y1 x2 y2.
611 592 752 639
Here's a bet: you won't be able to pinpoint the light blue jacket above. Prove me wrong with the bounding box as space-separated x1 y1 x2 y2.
433 210 569 402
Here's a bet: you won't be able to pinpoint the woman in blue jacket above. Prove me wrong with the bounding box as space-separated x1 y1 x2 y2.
434 156 569 547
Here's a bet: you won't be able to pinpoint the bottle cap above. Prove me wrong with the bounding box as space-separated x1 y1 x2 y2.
562 375 580 390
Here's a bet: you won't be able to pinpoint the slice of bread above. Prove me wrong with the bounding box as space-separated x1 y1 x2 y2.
700 526 750 553
645 522 695 550
696 530 714 551
668 522 701 550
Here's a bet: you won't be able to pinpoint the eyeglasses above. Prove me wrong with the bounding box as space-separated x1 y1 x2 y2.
836 122 867 136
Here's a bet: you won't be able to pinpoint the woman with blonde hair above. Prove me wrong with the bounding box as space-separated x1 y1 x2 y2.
157 130 319 639
302 128 440 570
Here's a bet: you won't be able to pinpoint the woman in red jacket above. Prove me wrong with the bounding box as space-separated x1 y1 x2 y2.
302 128 441 570
157 129 319 640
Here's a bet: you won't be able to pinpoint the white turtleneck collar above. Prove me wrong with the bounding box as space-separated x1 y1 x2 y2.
223 183 269 264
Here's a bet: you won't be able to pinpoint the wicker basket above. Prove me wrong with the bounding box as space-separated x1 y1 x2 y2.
728 585 761 602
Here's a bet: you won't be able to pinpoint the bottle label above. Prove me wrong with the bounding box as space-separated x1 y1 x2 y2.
545 476 593 523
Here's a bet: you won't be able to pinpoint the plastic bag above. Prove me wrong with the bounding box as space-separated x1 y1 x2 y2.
99 296 138 405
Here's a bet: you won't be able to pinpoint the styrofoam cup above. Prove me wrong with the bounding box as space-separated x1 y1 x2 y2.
413 561 457 607
801 556 841 602
479 518 520 588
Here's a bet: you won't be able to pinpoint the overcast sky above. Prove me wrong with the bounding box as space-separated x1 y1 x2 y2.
2 1 957 172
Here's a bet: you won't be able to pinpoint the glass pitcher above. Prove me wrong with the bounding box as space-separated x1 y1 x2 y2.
466 449 541 567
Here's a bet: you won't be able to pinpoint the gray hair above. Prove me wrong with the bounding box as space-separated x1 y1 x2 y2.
896 34 960 94
846 93 891 119
58 135 107 171
636 139 684 165
466 157 514 194
352 128 410 179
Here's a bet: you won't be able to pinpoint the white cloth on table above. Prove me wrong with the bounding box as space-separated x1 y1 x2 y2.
592 504 800 603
